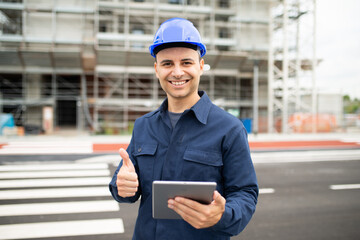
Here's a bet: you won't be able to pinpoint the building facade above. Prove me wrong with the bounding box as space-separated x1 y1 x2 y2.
1 0 316 134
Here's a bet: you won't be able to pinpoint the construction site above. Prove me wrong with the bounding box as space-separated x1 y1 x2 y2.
1 0 341 136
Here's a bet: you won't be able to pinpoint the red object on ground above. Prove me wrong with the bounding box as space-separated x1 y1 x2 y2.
92 143 129 153
92 140 360 153
249 140 360 151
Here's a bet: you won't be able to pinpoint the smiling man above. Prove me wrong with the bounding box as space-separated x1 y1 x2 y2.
155 47 203 113
109 18 258 240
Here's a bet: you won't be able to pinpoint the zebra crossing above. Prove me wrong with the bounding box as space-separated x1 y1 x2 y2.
0 161 125 240
0 156 278 239
0 141 93 155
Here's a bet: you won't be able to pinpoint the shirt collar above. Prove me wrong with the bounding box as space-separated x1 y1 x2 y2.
190 91 212 125
158 91 212 125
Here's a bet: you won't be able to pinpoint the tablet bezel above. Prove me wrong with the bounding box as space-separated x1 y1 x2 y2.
152 180 217 219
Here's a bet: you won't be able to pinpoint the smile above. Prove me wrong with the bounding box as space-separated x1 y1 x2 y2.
169 80 189 86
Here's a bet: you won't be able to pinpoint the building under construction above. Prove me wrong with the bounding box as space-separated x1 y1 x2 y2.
0 0 318 135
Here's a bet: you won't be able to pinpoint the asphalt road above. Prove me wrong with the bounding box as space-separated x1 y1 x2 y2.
0 153 359 240
239 159 360 240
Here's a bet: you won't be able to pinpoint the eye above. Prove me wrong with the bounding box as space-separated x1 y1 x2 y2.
161 62 172 67
183 61 193 66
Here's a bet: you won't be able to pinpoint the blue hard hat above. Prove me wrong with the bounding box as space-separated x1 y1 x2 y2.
149 18 206 58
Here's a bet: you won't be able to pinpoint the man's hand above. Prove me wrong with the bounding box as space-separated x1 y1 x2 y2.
116 148 139 197
168 190 226 229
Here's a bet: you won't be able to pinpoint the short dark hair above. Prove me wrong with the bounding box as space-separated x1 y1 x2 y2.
154 42 202 62
153 42 198 56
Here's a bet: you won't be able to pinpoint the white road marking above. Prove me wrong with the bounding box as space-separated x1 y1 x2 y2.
0 169 110 179
0 148 93 154
252 149 360 163
259 188 275 194
0 163 108 171
0 142 93 155
329 184 360 190
0 219 124 240
76 155 120 164
0 200 119 216
0 142 91 147
0 187 111 200
0 161 124 239
0 177 111 188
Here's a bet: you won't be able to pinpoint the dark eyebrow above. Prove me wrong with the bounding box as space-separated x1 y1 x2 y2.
159 58 195 64
181 58 195 62
159 59 173 64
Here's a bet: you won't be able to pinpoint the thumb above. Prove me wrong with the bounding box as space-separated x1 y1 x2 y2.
212 191 226 206
119 148 135 171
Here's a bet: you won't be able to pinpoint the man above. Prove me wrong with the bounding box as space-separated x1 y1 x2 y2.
109 18 258 240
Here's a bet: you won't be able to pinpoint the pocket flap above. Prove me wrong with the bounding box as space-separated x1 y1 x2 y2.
184 149 223 167
133 143 158 156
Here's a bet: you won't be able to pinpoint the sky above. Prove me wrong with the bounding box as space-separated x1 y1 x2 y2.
316 0 360 99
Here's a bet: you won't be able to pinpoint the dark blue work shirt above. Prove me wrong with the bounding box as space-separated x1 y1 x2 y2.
109 91 258 240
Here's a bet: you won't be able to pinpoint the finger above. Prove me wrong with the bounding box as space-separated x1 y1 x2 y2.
119 148 135 171
116 170 139 188
168 199 205 228
116 181 139 189
170 198 204 219
117 178 139 188
117 187 137 197
212 191 226 206
175 197 204 211
118 171 138 182
116 181 138 190
168 199 190 217
116 177 138 198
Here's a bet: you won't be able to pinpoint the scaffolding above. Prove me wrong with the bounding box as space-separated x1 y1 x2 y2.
268 0 317 133
0 0 95 133
93 0 271 134
0 0 316 135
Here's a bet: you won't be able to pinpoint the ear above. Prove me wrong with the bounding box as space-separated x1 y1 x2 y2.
199 58 204 76
154 61 159 79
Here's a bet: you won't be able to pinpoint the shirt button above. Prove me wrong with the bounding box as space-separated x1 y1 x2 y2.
138 147 142 152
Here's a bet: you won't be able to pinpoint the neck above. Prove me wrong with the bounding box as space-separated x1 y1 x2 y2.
167 93 200 113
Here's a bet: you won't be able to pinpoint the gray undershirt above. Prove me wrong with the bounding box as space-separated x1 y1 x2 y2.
168 111 182 128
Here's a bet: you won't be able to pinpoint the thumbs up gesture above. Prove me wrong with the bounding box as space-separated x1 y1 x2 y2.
116 148 139 197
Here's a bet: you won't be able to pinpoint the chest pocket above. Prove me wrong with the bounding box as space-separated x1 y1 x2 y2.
133 143 158 195
182 148 223 182
133 143 158 157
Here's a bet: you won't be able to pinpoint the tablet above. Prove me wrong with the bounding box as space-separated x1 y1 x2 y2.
152 180 217 219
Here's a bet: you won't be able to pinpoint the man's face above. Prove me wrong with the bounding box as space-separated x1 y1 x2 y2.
154 47 204 102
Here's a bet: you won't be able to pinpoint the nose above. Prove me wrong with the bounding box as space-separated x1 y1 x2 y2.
171 64 184 79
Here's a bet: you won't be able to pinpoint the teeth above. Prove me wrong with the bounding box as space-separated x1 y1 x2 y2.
171 81 186 86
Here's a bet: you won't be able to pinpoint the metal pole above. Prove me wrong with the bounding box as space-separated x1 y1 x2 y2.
52 72 57 129
78 74 85 132
210 0 215 50
124 0 130 49
94 72 99 132
253 60 259 135
124 72 129 130
267 0 274 133
80 74 94 130
295 1 301 112
312 0 317 133
76 98 82 132
282 0 289 134
154 0 159 34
